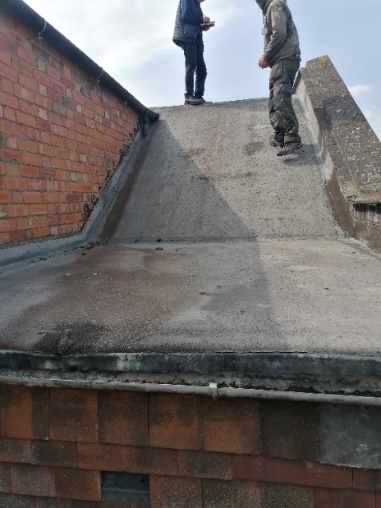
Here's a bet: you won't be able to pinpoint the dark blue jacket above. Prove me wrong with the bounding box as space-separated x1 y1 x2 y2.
173 0 203 45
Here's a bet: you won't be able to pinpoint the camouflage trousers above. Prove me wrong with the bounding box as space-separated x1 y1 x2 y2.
269 57 301 144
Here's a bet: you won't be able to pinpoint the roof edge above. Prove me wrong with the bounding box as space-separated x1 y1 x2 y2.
1 0 159 122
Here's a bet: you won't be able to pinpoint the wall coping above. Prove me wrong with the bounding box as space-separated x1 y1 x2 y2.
1 350 381 403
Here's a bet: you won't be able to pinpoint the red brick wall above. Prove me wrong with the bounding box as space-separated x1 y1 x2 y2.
0 385 380 507
0 10 140 246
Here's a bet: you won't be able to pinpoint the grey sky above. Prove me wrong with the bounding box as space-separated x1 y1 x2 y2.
24 0 381 139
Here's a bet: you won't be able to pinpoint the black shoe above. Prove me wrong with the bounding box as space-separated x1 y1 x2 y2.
277 142 302 156
194 96 206 104
269 136 284 148
184 95 203 106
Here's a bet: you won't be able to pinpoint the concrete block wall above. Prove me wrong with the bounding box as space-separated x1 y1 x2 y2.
0 385 381 507
0 9 139 246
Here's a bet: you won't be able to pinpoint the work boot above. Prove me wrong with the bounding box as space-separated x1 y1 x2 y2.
269 136 284 148
277 142 302 156
184 95 203 106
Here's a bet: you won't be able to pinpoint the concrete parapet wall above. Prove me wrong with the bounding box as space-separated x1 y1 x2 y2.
296 56 381 248
0 8 140 246
0 385 380 507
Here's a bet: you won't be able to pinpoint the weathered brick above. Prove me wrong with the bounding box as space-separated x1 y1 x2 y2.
124 446 178 476
77 443 126 471
98 391 148 446
354 469 381 492
232 455 352 489
315 488 376 508
0 463 11 492
30 440 77 468
261 483 314 508
178 450 232 480
50 389 98 443
11 464 55 497
0 438 31 463
0 386 49 440
203 397 259 454
55 468 101 501
149 393 203 450
0 493 35 508
150 476 202 508
36 497 84 507
202 479 260 508
259 399 319 461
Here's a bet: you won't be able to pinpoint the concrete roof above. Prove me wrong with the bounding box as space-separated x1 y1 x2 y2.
1 62 381 398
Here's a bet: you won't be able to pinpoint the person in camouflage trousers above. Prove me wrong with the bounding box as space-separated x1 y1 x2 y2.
255 0 302 156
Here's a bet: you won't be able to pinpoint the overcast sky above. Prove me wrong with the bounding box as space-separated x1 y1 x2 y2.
24 0 381 139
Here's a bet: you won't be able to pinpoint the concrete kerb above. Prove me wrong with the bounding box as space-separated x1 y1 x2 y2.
295 55 381 248
0 124 157 274
2 351 381 402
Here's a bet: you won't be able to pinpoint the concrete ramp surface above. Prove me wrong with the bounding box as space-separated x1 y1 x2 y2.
1 99 380 355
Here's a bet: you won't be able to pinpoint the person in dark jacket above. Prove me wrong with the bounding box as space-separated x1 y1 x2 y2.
173 0 213 105
255 0 302 156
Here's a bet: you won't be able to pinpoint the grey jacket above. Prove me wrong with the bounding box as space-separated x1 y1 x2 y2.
173 0 203 45
262 0 300 67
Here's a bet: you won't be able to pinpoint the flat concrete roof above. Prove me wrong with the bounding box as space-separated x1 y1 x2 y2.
1 92 381 399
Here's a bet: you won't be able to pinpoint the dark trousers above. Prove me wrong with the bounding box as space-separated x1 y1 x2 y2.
269 58 301 144
180 37 207 98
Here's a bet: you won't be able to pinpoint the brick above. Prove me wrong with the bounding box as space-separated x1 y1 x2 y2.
36 497 84 508
31 226 50 239
150 476 202 508
0 386 49 439
315 488 375 508
0 92 18 109
0 493 35 508
19 99 38 117
0 218 16 233
355 470 381 492
98 391 148 446
1 149 22 162
77 443 126 471
232 455 352 489
149 393 203 450
124 446 178 476
30 440 77 468
36 119 52 132
203 397 259 454
259 400 319 461
23 191 42 204
55 468 101 501
50 389 98 442
3 176 27 190
202 479 260 508
20 165 39 178
30 216 48 228
0 463 10 492
19 73 38 92
16 111 36 128
0 191 12 203
261 483 314 508
179 450 232 480
29 204 48 215
11 464 55 497
0 438 31 463
21 152 42 166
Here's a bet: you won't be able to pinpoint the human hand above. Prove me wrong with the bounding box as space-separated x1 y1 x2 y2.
258 56 269 69
203 16 210 23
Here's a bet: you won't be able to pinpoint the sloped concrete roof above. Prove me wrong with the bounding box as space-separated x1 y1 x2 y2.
0 60 381 399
